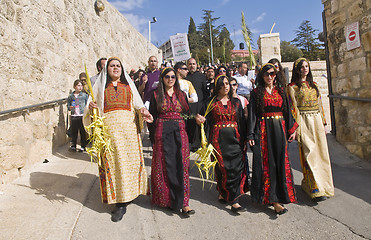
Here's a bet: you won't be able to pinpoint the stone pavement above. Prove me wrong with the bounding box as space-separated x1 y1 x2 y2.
0 134 370 240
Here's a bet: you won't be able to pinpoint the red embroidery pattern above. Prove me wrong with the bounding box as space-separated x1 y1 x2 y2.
104 82 131 113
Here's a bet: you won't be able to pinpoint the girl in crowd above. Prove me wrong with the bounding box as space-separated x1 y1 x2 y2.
84 57 153 222
67 79 88 152
149 67 196 216
200 75 248 213
268 58 287 88
248 63 297 215
288 58 334 201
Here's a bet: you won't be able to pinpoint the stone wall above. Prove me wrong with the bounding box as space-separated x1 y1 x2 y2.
258 33 281 64
322 0 371 160
0 0 161 184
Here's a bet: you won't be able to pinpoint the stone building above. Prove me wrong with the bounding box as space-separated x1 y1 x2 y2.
258 33 281 64
0 0 161 184
322 0 371 160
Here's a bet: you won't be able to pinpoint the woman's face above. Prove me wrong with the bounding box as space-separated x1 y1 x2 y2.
107 60 122 81
163 71 176 89
230 80 238 94
300 61 309 78
218 78 230 97
263 68 276 87
218 67 227 75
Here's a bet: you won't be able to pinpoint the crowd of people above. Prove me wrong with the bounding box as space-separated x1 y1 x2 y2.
66 55 334 222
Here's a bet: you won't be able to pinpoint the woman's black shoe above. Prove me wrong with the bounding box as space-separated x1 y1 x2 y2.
181 209 195 216
111 205 127 222
275 208 288 215
314 196 328 202
231 206 247 213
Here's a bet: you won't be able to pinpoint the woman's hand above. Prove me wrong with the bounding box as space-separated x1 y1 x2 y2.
248 139 255 147
140 108 153 123
195 114 206 125
89 101 98 110
288 131 296 142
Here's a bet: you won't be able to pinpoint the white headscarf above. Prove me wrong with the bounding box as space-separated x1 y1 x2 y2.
83 57 145 127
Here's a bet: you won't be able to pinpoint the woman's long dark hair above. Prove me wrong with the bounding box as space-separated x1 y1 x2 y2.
210 74 238 110
291 58 319 97
155 67 186 112
105 58 129 88
255 64 287 116
268 58 287 87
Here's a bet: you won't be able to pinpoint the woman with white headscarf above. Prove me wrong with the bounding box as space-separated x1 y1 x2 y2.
83 57 153 222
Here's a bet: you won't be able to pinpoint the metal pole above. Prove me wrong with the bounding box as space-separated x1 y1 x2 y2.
148 20 151 43
209 18 214 65
322 10 336 136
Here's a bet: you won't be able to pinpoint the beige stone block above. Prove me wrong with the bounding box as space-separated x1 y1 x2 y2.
360 14 371 31
337 63 349 77
361 32 371 52
348 0 364 21
330 11 346 29
33 124 49 139
335 78 352 93
0 145 26 171
367 0 371 9
331 0 339 13
365 145 371 160
349 57 366 72
356 126 371 143
358 88 371 98
0 0 15 22
367 109 371 124
344 144 364 158
348 108 364 125
351 74 361 88
28 139 51 165
337 125 356 143
367 53 371 71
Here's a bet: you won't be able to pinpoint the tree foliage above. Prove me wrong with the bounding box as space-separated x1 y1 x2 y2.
281 41 303 62
291 20 324 61
187 10 234 65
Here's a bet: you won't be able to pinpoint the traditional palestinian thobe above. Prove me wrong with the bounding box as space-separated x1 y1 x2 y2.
149 89 191 210
287 81 334 198
83 61 148 204
206 97 247 202
248 87 298 204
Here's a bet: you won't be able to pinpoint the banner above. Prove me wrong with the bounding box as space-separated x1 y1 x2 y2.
170 33 191 62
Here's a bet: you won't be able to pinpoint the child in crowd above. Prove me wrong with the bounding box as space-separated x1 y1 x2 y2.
67 80 89 152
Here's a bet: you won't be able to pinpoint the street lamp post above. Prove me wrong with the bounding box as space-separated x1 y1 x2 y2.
148 17 157 44
209 17 214 65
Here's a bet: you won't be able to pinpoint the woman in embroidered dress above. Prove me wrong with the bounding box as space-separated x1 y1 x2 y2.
149 67 196 216
200 75 248 213
84 57 153 222
288 58 334 202
247 63 298 215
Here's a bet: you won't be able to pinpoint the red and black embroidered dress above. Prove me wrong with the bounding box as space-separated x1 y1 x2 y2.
149 90 191 210
247 87 298 204
206 97 247 203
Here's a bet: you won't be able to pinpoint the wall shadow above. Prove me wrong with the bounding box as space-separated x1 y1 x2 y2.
19 172 110 214
288 134 371 204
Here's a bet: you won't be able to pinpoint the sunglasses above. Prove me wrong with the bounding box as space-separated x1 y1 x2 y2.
264 72 276 77
219 69 226 72
181 67 188 70
164 75 176 80
274 64 279 68
231 83 238 86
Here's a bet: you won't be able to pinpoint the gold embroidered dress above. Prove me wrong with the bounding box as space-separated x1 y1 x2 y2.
83 63 148 204
288 81 334 198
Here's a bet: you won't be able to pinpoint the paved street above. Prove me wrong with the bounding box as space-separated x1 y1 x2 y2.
0 134 370 240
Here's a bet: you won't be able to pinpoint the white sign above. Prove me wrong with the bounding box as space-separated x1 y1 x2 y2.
170 33 191 62
345 22 361 51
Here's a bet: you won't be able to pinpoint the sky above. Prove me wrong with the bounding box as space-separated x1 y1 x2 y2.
107 0 325 50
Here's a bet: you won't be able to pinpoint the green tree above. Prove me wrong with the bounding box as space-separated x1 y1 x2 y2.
281 41 303 62
291 20 323 61
187 17 202 59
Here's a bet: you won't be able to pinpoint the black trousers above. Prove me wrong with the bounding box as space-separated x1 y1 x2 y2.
70 116 87 148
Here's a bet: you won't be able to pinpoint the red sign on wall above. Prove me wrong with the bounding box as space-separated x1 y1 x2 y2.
345 22 361 51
